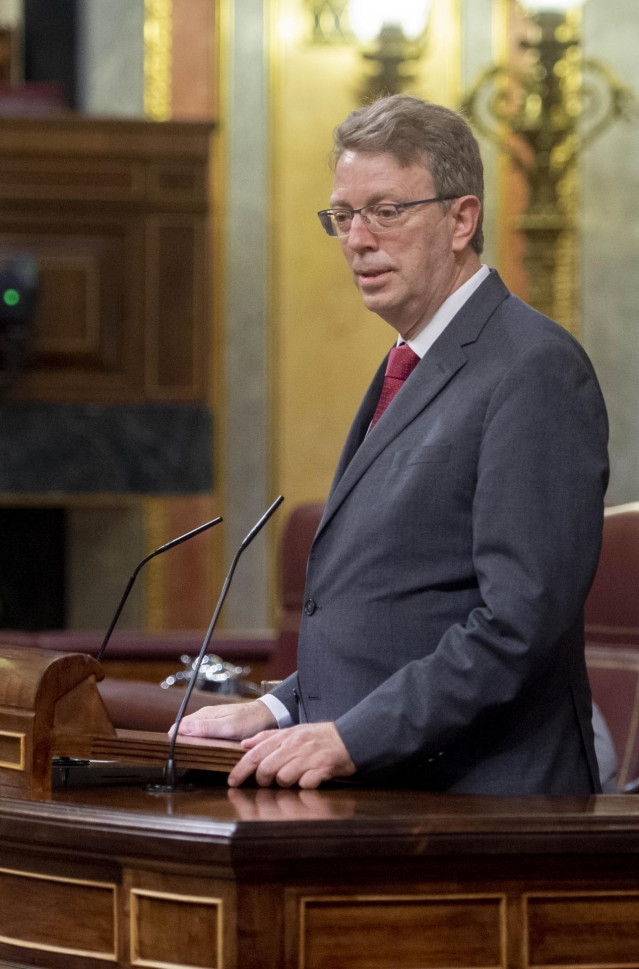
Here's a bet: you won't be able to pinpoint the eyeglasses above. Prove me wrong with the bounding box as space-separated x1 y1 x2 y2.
317 196 459 237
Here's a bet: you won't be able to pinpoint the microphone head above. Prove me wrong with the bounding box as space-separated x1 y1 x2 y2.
240 495 284 549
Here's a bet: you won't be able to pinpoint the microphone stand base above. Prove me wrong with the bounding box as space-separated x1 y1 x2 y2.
145 757 197 793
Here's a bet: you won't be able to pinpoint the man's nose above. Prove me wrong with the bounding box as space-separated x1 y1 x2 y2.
346 213 378 250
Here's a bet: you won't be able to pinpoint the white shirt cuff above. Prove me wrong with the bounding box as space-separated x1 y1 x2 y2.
258 693 294 728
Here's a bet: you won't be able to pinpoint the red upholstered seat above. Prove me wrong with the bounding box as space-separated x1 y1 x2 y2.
97 679 243 732
585 502 639 646
584 503 639 791
268 501 326 680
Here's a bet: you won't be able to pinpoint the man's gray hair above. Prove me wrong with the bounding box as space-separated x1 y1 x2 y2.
332 95 484 254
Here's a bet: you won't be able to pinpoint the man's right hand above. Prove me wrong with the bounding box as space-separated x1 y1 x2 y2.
169 699 277 742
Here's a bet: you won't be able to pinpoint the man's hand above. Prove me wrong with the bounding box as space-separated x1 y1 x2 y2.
169 699 276 741
228 722 356 789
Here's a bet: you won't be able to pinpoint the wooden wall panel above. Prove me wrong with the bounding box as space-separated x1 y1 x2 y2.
2 223 132 370
146 216 208 396
148 160 209 205
0 117 213 404
0 156 143 202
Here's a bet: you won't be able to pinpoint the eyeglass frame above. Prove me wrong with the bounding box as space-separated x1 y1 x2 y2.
317 196 460 237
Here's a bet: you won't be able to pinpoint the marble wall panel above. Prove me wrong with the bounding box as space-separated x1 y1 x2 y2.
75 0 145 118
582 0 639 504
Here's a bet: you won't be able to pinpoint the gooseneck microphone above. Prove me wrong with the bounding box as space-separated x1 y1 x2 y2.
154 494 284 792
95 516 223 664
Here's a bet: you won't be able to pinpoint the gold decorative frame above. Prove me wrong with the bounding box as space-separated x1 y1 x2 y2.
0 730 25 771
144 0 173 121
0 867 118 961
129 888 224 968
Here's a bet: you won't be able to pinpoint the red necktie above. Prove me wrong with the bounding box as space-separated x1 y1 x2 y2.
369 343 420 430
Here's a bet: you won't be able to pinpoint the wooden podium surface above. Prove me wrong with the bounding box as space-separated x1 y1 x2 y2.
1 783 639 969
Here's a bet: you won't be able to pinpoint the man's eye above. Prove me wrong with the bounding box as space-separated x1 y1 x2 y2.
375 205 399 220
334 211 351 224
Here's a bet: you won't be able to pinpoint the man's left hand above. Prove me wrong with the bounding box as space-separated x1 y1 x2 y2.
228 722 356 789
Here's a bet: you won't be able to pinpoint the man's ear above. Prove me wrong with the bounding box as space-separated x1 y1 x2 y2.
451 196 481 252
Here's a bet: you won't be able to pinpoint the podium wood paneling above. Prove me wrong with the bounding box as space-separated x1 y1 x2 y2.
2 787 639 969
298 894 506 969
0 866 117 960
0 116 213 403
2 644 639 969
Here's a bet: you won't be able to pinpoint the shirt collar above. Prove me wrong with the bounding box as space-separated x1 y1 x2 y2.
401 264 491 359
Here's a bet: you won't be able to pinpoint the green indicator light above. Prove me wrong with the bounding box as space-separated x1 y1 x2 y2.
2 288 20 307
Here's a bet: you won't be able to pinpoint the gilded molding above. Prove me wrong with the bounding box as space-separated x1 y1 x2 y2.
0 730 25 771
144 0 173 121
0 868 117 960
129 888 223 968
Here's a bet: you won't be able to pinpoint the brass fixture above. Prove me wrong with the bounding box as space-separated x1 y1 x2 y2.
463 1 636 326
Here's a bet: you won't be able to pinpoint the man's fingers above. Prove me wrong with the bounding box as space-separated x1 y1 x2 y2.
228 747 265 787
268 756 315 789
298 769 330 790
229 732 295 787
170 700 276 742
240 729 278 749
173 709 239 739
228 723 355 789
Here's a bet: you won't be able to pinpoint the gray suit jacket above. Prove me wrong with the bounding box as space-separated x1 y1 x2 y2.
272 270 609 794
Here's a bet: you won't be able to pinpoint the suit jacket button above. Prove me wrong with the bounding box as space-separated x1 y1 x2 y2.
304 598 316 616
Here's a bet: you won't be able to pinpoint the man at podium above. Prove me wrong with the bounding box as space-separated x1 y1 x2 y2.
174 95 609 795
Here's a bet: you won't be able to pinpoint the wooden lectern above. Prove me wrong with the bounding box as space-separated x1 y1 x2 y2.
3 650 639 967
0 645 243 797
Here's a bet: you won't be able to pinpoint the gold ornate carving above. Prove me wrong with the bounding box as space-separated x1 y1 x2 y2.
144 0 173 121
465 1 636 336
304 0 350 43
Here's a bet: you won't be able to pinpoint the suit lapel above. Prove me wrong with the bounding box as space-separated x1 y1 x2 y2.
316 270 510 540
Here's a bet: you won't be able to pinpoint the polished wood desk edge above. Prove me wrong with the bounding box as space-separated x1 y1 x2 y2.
1 790 639 867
